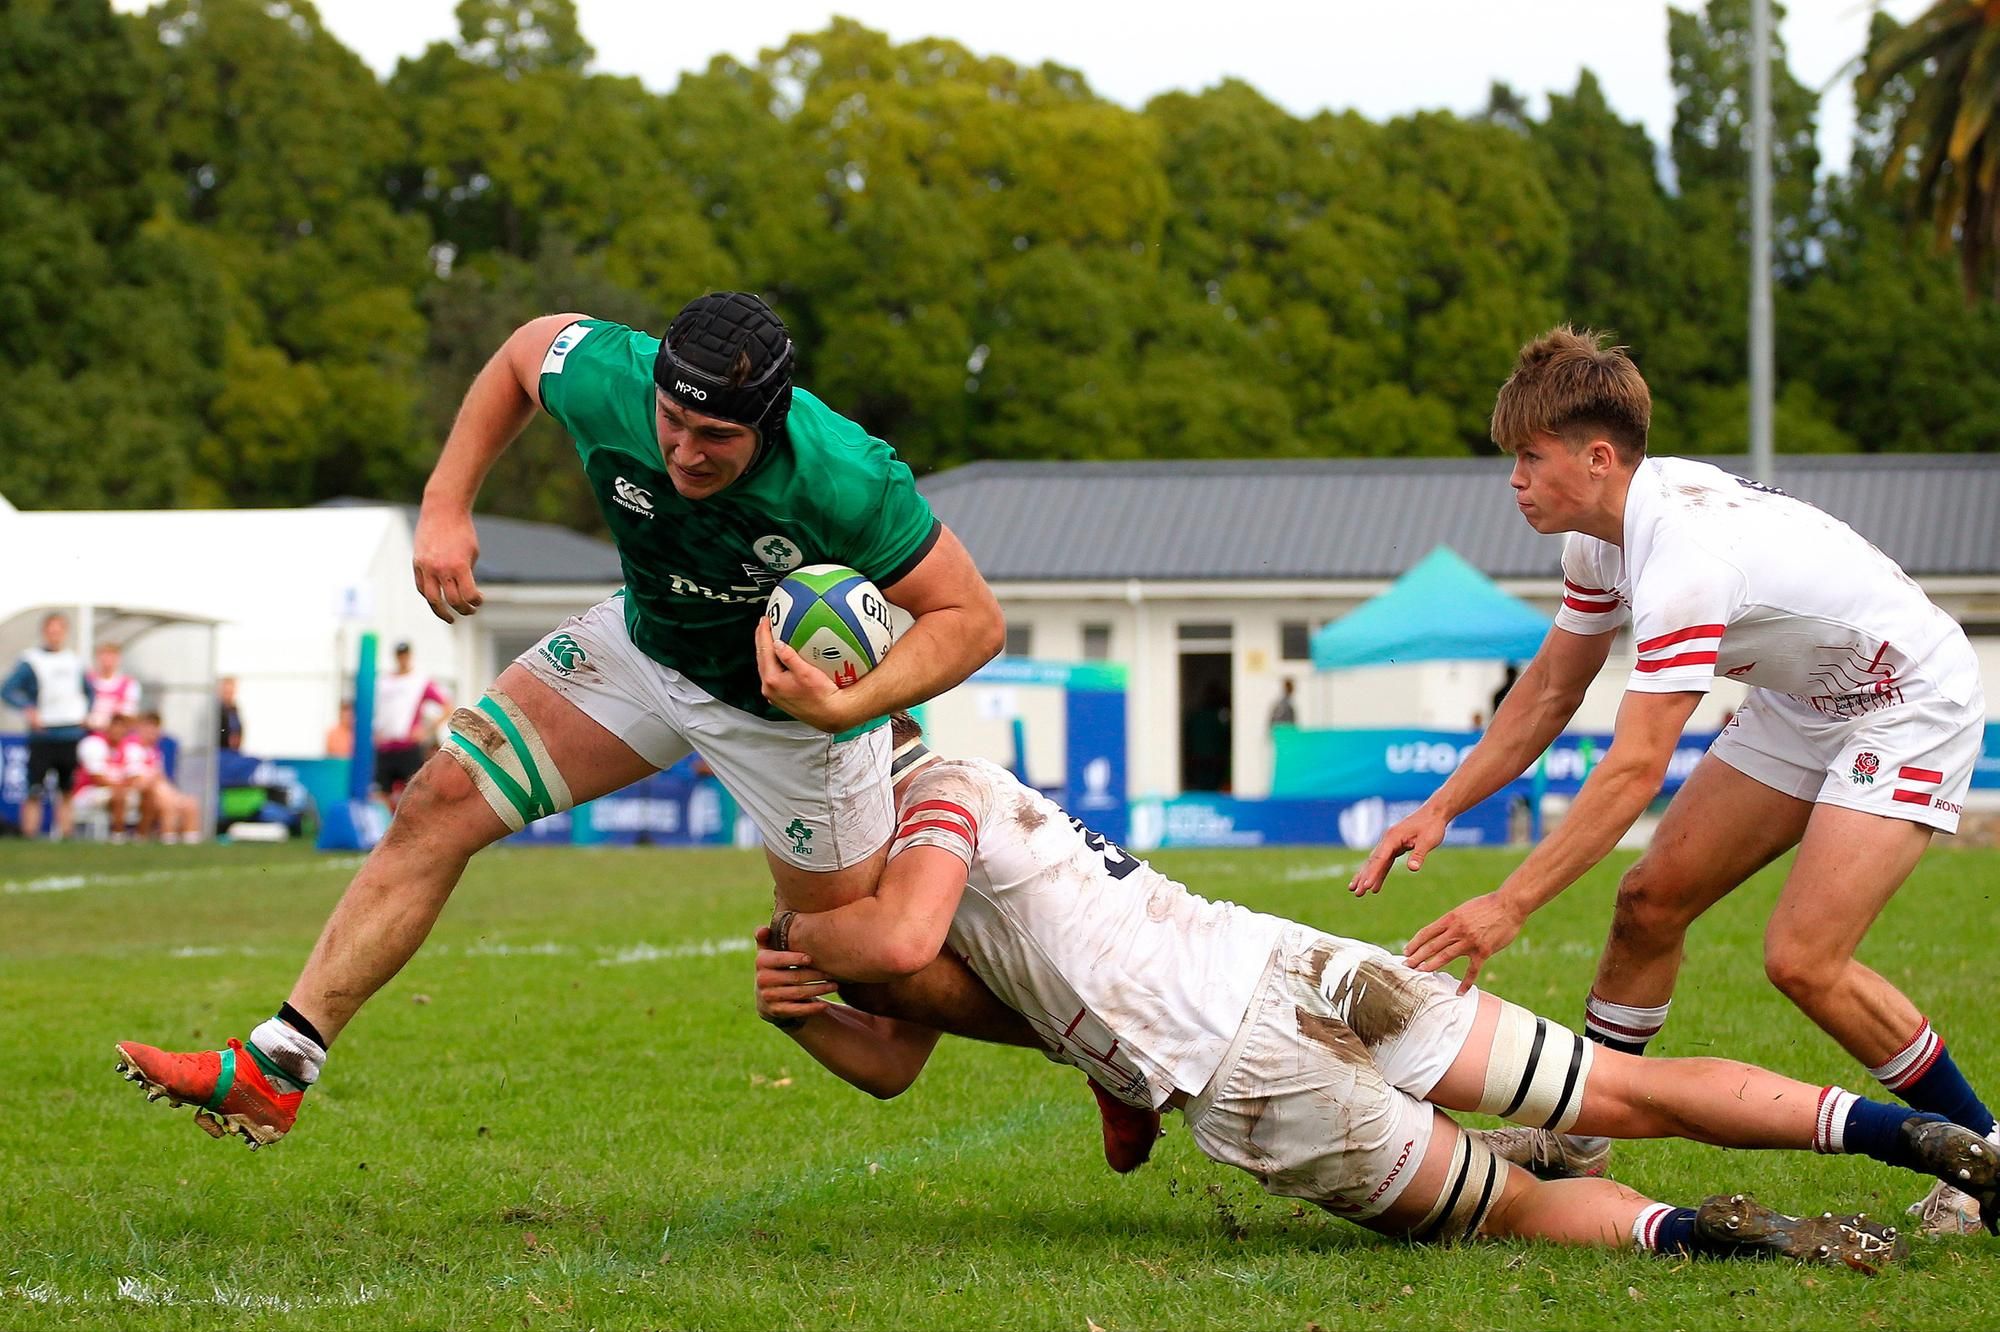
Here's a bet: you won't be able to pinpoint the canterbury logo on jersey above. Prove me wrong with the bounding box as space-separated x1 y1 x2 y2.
613 477 654 518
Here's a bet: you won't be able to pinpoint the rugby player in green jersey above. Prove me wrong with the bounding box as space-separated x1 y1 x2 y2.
114 293 1155 1166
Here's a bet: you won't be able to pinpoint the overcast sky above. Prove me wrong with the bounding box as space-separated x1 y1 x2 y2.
124 1 1926 175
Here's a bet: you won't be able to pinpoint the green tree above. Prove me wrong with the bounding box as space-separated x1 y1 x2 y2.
0 0 224 509
1860 1 2000 300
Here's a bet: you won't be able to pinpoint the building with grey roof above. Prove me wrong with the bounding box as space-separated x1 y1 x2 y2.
914 454 2000 800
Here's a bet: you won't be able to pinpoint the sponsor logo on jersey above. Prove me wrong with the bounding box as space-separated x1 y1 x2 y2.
1850 751 1880 785
754 535 803 572
540 321 592 375
613 477 654 518
539 633 586 675
784 818 814 858
665 573 764 604
674 379 708 401
1365 1138 1417 1206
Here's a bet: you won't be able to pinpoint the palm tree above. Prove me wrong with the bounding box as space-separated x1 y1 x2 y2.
1860 1 2000 301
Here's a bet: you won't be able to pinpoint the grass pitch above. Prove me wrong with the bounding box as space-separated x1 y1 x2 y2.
2 835 1997 1329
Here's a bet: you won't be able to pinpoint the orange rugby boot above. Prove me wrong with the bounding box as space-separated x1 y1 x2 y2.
114 1038 303 1149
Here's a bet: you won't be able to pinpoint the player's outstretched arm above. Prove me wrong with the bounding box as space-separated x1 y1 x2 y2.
1350 626 1613 896
753 928 942 1099
782 845 968 982
1404 687 1701 990
413 312 586 623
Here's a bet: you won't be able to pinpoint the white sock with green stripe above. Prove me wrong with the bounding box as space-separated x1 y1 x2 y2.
249 1018 325 1094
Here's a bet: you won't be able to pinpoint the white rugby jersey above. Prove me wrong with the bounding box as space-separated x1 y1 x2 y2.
1553 457 1977 710
891 757 1286 1109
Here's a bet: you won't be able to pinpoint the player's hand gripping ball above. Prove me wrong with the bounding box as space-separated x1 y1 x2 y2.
765 564 896 688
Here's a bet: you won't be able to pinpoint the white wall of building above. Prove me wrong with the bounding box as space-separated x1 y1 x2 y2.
969 578 1999 799
0 505 614 759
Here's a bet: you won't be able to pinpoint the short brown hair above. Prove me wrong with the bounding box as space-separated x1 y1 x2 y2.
889 710 922 747
1490 326 1650 463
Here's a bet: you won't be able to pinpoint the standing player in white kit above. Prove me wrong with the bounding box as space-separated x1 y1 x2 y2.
751 715 2000 1269
1350 328 1993 1234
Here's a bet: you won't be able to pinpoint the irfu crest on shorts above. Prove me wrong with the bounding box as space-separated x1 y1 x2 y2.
540 633 586 675
785 818 814 857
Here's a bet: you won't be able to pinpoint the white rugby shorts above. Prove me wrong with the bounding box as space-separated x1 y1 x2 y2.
1183 927 1480 1221
516 597 893 869
1710 672 1984 834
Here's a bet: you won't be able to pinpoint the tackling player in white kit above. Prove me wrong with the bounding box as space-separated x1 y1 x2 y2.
751 716 2000 1270
1349 327 1994 1234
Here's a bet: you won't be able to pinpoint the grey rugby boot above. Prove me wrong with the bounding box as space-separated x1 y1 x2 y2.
1695 1194 1907 1274
1474 1127 1611 1180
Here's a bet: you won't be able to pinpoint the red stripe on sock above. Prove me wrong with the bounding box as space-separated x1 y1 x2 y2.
1585 1013 1663 1039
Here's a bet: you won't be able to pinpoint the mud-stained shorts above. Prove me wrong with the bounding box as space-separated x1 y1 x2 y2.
1182 926 1480 1221
1710 678 1983 834
515 597 893 870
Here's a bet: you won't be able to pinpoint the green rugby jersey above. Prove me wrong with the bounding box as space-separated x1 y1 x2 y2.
536 319 940 719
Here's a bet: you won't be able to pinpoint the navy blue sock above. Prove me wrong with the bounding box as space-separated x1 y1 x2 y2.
1641 1205 1743 1258
1843 1098 1948 1171
1896 1048 1996 1138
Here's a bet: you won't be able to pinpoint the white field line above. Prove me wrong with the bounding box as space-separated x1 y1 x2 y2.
150 936 753 964
595 937 753 966
4 1278 380 1310
1279 860 1358 882
3 856 365 896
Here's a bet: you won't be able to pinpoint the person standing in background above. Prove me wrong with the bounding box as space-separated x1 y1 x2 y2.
324 700 356 759
3 613 93 839
1268 677 1298 730
373 642 449 810
217 677 244 752
87 642 139 731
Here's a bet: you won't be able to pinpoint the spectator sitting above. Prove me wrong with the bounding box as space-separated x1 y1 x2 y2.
73 713 141 841
128 711 200 843
3 612 93 840
374 641 449 811
217 676 243 751
86 641 139 731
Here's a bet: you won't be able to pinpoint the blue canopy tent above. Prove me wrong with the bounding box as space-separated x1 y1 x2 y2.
1310 545 1550 670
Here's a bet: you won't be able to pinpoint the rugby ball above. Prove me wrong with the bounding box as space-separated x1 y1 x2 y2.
766 564 895 688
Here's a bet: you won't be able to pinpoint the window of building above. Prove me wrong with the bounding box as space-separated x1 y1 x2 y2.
1003 623 1034 658
1280 619 1313 661
1081 623 1112 660
1177 622 1233 646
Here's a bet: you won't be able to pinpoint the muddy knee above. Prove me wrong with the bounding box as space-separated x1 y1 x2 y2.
1607 858 1701 950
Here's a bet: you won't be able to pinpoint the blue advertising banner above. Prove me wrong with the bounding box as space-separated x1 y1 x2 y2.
1272 726 1720 801
564 757 735 848
1976 723 2000 791
1129 792 1514 851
